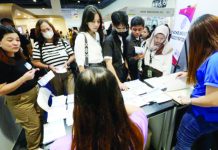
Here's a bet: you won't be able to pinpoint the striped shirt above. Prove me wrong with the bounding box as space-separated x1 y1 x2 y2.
32 40 74 67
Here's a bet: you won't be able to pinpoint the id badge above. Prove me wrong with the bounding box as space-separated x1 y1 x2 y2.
24 62 32 70
147 69 152 78
59 50 67 56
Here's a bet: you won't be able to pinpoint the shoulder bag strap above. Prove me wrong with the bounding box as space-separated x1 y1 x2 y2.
81 33 89 68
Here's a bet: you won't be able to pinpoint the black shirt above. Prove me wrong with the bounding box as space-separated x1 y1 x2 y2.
126 33 142 79
0 59 37 96
103 30 128 82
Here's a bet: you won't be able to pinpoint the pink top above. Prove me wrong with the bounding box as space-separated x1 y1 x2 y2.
50 110 148 150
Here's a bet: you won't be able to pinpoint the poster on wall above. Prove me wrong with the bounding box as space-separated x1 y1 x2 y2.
170 0 198 68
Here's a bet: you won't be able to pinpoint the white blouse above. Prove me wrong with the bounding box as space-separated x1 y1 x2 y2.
144 43 173 75
74 32 103 66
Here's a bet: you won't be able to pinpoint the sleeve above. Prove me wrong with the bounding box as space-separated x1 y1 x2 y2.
129 110 148 145
32 42 41 60
102 38 113 60
74 33 86 66
126 39 137 62
63 40 74 56
0 62 6 84
49 134 72 150
204 53 218 88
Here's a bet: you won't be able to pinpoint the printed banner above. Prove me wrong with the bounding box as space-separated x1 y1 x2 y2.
170 0 198 66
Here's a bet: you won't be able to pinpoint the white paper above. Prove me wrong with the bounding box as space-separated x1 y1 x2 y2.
166 88 193 104
122 91 149 107
124 79 153 95
55 65 67 74
52 95 67 107
144 73 189 92
47 105 68 123
37 87 52 111
66 104 74 126
140 89 172 103
38 71 55 86
134 46 145 54
67 94 74 104
43 120 66 144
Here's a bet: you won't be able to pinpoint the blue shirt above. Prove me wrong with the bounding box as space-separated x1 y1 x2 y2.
191 52 218 122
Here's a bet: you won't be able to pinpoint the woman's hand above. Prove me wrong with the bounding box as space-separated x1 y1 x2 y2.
175 95 192 105
22 68 39 82
119 82 129 91
48 65 57 73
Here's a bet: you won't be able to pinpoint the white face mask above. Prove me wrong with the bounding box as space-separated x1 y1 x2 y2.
42 30 54 39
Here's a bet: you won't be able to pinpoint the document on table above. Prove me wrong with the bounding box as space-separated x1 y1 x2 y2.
43 120 66 144
52 95 67 107
37 87 52 111
122 91 149 107
66 104 74 126
166 88 192 104
134 46 145 54
38 70 55 86
140 89 172 103
124 79 153 95
144 73 189 92
47 105 68 122
67 94 74 104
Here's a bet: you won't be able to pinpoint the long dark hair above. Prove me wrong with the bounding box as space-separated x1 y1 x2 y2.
0 25 25 65
187 14 218 84
79 5 104 45
72 67 144 150
35 19 60 48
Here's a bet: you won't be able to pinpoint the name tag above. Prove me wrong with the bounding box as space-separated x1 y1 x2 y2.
24 62 32 70
59 50 68 56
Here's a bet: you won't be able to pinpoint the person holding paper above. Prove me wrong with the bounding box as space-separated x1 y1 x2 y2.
175 14 218 150
74 5 105 73
50 67 148 150
0 25 42 150
126 16 145 80
143 25 173 79
32 19 75 96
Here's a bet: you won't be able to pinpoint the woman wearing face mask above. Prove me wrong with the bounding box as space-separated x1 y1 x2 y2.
32 19 75 96
74 5 105 73
0 25 42 150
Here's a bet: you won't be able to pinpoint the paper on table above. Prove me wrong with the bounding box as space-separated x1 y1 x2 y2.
38 71 55 86
122 91 149 107
134 46 145 54
140 89 172 103
66 104 74 126
52 95 67 107
166 88 192 104
124 79 153 95
47 105 68 123
144 73 189 92
55 65 67 74
67 94 74 104
43 120 66 144
37 87 52 111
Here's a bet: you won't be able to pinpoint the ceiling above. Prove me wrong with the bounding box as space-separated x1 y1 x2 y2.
60 0 116 9
0 0 116 9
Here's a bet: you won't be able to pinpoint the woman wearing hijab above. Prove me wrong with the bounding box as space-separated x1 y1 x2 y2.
143 25 172 79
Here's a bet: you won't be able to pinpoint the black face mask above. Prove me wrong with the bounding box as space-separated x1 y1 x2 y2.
116 30 129 37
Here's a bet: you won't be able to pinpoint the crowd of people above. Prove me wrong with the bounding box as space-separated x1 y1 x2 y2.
0 4 218 150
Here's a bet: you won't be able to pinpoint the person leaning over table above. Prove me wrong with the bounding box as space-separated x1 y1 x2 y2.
32 19 75 96
175 14 218 150
50 67 148 150
0 25 42 150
